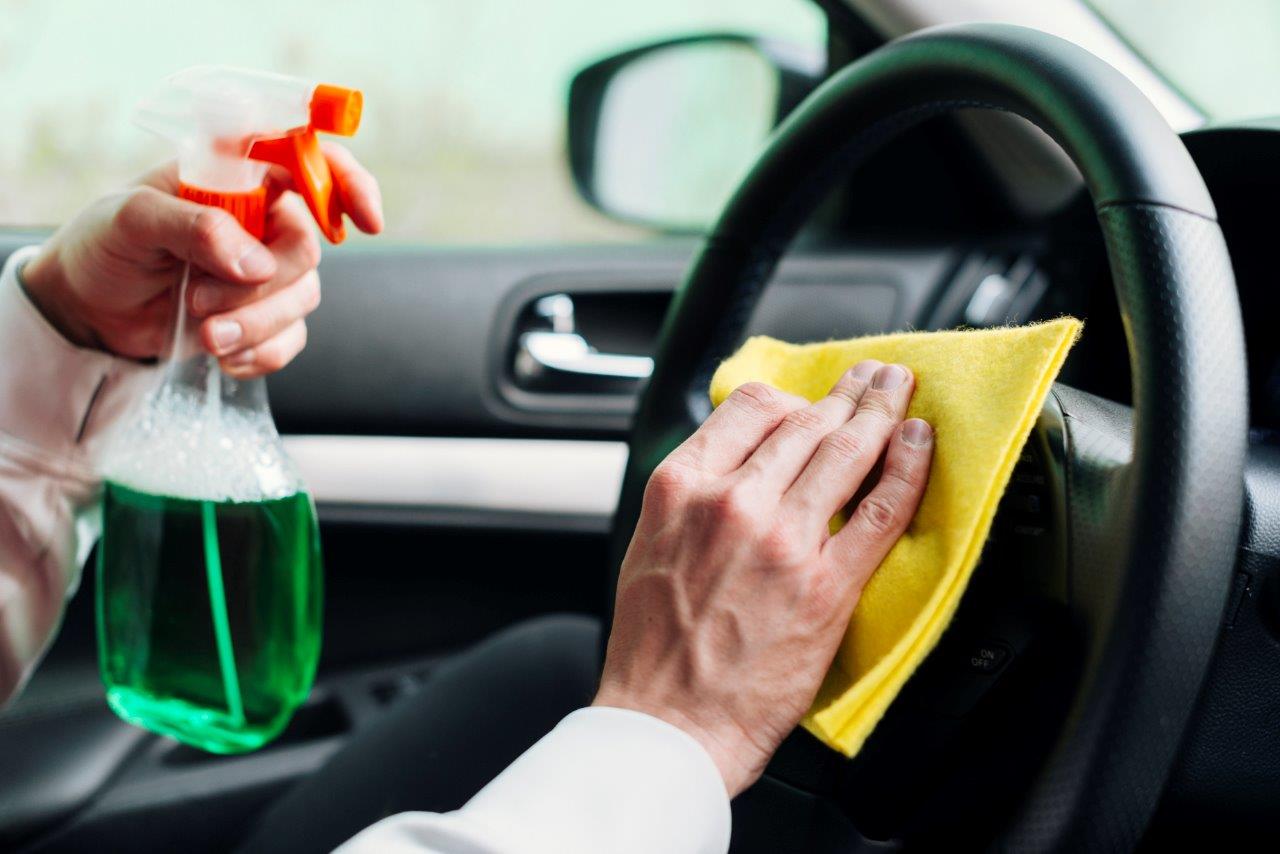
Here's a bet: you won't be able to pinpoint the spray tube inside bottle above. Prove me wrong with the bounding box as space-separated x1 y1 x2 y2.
96 68 363 753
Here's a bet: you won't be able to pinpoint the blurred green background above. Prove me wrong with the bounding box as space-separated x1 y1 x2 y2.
1089 0 1280 123
0 0 822 244
3 1 1278 245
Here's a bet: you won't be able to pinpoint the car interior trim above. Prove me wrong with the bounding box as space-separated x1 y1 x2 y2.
282 435 627 517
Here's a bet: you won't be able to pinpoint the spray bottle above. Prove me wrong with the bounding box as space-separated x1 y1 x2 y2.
96 68 363 753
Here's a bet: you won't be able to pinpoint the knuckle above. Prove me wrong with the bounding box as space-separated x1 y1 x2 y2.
256 294 291 336
855 389 899 421
759 524 805 567
779 405 827 435
231 306 264 342
298 232 322 270
190 207 235 255
113 187 157 237
856 494 902 537
729 381 784 416
256 343 288 373
827 372 862 404
707 483 756 526
881 457 923 493
828 386 858 406
645 462 693 506
819 428 869 464
298 272 322 314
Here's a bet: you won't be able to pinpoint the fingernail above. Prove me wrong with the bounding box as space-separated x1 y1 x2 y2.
225 348 256 368
850 360 881 383
211 320 242 350
902 418 933 446
872 364 908 391
236 244 274 279
192 285 219 315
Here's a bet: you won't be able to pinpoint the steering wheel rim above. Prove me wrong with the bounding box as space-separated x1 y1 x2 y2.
607 23 1247 851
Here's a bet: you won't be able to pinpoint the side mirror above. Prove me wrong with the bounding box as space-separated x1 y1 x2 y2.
567 34 823 233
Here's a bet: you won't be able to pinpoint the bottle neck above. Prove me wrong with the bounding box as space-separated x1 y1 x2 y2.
165 181 272 414
165 263 272 416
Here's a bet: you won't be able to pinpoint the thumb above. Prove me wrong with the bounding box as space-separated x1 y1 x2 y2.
114 186 277 284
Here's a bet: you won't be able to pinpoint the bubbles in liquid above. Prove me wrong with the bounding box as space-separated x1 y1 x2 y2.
101 381 301 503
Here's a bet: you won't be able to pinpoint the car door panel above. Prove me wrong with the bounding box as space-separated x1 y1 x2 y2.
270 240 957 437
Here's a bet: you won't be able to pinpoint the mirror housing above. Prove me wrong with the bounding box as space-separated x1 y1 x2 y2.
567 33 822 233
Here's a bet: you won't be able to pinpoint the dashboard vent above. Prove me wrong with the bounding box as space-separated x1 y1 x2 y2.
929 252 1049 328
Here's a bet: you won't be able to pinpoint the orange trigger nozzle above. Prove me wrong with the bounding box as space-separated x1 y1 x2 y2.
310 85 362 136
246 83 363 245
249 130 347 244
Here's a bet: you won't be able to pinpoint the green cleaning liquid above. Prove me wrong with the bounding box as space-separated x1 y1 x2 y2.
96 480 322 754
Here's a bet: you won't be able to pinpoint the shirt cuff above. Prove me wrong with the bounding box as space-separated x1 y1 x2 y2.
338 706 732 854
460 706 731 853
0 246 157 470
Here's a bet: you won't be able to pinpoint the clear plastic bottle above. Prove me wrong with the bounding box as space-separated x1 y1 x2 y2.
96 68 362 753
97 286 323 753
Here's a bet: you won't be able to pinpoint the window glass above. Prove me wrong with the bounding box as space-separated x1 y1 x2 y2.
1088 0 1280 123
0 0 824 243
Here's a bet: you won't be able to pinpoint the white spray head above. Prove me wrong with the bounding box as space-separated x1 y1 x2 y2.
134 65 363 243
134 66 316 192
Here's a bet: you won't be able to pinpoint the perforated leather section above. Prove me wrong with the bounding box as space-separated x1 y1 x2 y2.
1005 207 1247 852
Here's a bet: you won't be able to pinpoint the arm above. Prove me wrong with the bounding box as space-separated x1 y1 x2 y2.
337 363 934 853
0 246 153 702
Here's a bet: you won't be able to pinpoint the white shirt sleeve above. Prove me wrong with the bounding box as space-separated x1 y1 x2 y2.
0 245 156 705
335 706 732 854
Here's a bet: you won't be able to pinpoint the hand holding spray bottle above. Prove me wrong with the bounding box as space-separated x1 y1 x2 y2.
97 68 365 753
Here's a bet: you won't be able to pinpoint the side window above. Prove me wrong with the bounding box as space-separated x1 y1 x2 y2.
0 1 825 244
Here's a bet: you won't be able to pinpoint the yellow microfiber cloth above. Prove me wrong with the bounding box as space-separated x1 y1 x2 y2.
708 318 1081 756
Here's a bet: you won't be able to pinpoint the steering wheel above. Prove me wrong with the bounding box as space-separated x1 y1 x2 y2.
607 22 1248 851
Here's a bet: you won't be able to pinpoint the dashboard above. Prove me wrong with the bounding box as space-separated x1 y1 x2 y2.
1183 122 1280 433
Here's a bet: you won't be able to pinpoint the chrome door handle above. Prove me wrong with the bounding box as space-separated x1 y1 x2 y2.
515 330 654 383
512 293 654 391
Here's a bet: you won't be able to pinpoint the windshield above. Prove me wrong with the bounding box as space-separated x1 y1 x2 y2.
1088 0 1280 123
